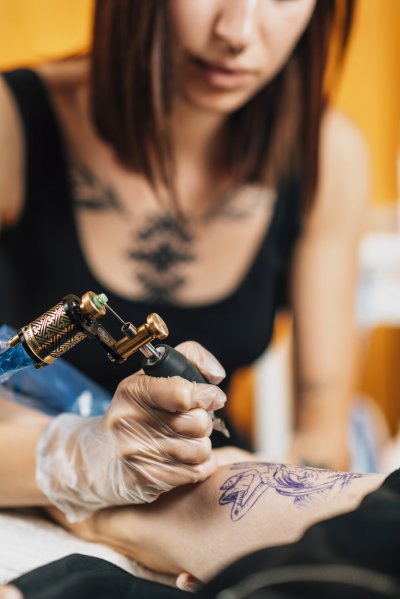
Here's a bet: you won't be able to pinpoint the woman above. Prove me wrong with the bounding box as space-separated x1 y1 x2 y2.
0 0 369 518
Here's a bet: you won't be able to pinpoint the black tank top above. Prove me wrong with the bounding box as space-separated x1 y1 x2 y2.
0 69 301 401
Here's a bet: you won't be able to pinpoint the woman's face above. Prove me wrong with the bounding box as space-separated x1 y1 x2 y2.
170 0 316 113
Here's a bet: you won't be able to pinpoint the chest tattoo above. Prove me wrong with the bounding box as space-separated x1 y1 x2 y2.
128 214 195 303
203 184 275 222
71 162 275 304
71 163 126 214
71 163 196 303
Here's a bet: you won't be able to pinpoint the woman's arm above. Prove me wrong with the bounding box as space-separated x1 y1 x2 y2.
61 461 384 582
0 395 51 505
289 108 371 469
0 76 52 505
0 75 60 506
0 75 24 226
0 343 225 516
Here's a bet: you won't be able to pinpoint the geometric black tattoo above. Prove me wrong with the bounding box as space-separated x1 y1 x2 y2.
71 163 126 214
128 214 195 303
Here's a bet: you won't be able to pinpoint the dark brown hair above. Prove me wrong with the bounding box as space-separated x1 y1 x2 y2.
91 0 355 212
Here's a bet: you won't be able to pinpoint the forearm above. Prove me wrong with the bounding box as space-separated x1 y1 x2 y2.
0 394 51 506
289 232 360 469
294 353 355 435
292 246 358 429
291 337 356 469
89 462 384 581
290 326 357 468
293 376 354 446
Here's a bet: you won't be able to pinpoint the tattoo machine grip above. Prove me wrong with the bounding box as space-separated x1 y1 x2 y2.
143 345 230 437
142 344 207 383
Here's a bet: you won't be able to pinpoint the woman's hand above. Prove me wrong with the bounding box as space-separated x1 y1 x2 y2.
36 342 226 522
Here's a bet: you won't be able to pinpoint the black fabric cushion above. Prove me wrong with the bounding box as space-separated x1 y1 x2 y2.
13 554 187 599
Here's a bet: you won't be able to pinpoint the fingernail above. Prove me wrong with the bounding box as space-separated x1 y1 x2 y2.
176 573 200 593
194 384 226 409
206 361 226 382
212 387 227 410
0 586 24 599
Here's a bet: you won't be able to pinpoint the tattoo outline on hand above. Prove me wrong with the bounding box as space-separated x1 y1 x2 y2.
219 462 363 521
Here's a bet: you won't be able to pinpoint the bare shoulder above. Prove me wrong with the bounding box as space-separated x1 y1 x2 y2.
37 56 89 94
0 74 24 226
36 57 89 127
320 107 370 176
0 58 89 228
309 107 371 231
37 57 90 147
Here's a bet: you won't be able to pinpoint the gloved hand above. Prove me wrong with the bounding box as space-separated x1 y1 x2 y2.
36 342 226 522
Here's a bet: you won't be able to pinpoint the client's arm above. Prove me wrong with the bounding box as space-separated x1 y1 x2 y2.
0 585 23 599
56 461 384 582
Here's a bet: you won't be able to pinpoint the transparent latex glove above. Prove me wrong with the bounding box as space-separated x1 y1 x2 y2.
36 341 226 522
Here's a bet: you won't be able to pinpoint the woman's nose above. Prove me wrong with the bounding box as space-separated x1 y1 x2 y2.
213 0 258 55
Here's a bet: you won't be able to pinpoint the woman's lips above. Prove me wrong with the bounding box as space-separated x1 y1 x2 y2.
190 57 255 90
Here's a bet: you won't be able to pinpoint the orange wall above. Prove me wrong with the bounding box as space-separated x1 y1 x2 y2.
334 0 400 204
0 0 94 68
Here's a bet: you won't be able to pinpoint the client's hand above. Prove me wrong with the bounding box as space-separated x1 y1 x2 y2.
0 586 23 599
48 461 384 584
36 341 226 522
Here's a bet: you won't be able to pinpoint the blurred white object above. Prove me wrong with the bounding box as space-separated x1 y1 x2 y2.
253 314 293 459
380 425 400 474
0 508 174 586
358 231 400 328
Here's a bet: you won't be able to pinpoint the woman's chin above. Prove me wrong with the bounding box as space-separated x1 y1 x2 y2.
181 88 254 115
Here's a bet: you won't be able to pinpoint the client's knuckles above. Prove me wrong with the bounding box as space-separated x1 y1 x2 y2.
187 453 218 484
0 586 24 599
142 451 217 490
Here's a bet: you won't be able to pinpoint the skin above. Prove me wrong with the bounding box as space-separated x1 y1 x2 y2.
0 0 370 506
0 587 23 599
170 0 317 114
0 343 225 507
289 109 370 469
51 461 385 583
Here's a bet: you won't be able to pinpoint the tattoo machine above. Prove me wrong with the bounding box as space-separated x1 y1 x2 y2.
6 291 229 436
